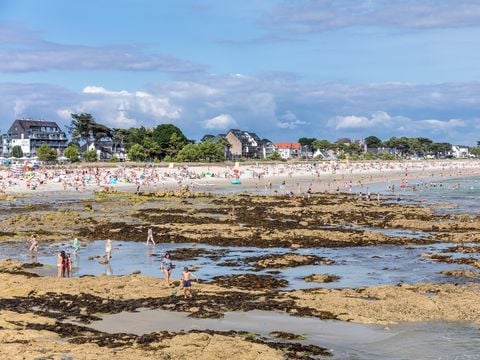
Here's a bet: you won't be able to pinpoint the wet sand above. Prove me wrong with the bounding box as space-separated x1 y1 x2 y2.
1 166 480 359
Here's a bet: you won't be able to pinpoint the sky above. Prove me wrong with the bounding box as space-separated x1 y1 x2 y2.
1 0 480 144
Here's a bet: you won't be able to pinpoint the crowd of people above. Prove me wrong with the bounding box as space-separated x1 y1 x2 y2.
2 160 480 196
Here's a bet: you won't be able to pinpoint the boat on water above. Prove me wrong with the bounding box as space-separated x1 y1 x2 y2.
231 180 241 185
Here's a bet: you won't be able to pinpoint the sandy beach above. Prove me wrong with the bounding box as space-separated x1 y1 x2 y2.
1 160 480 359
2 159 480 196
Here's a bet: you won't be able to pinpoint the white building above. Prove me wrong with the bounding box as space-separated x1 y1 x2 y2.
451 145 470 158
273 142 300 159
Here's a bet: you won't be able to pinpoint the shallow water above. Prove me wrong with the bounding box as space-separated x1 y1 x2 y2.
358 175 480 215
1 240 477 289
88 309 480 360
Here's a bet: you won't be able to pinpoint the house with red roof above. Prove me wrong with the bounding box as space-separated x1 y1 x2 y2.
274 142 301 159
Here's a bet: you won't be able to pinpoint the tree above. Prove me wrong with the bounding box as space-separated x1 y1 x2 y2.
335 137 352 145
68 113 112 147
267 152 282 161
167 132 187 158
68 113 95 146
36 145 57 162
197 141 225 162
12 145 23 158
91 123 112 144
298 137 316 148
64 145 79 162
128 144 147 161
364 136 383 148
470 146 480 157
152 124 187 158
312 139 332 151
201 134 215 142
126 127 150 149
142 137 160 160
176 144 200 162
346 143 363 156
384 137 411 157
82 150 98 162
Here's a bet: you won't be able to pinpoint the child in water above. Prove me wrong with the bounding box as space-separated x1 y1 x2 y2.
105 239 112 261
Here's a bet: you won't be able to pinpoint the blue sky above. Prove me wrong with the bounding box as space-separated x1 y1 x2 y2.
1 0 480 144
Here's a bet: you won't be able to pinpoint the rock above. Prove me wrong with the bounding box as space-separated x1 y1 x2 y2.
304 274 341 283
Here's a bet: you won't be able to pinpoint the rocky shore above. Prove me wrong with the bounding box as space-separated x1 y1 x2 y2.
1 190 480 358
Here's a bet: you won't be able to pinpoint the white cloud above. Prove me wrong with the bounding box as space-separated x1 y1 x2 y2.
0 26 204 73
77 86 182 128
266 0 480 33
0 78 477 144
328 110 466 138
203 114 237 130
328 111 395 130
417 118 465 131
277 110 307 129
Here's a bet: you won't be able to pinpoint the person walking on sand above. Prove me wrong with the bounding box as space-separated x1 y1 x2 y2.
146 227 155 246
105 239 112 261
160 252 175 287
182 266 197 298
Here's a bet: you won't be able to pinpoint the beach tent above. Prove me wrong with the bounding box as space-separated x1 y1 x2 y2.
169 163 174 168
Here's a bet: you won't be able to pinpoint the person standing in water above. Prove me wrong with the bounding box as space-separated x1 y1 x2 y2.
105 239 112 261
57 251 66 278
71 237 80 255
160 252 174 287
29 234 39 252
66 253 73 278
146 227 155 246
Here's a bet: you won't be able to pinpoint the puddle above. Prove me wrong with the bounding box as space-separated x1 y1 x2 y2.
1 241 477 289
87 308 480 360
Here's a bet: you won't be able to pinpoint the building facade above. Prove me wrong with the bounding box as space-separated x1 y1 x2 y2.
451 145 470 158
80 141 127 161
274 142 300 159
2 119 68 157
226 129 263 158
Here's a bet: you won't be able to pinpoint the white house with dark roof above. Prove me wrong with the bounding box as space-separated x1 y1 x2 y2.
80 140 127 161
2 119 68 157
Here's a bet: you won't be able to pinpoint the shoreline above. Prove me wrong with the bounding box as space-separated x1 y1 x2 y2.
2 159 480 197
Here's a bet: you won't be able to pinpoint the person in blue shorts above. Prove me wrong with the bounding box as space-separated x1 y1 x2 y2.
182 266 197 298
160 252 175 287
